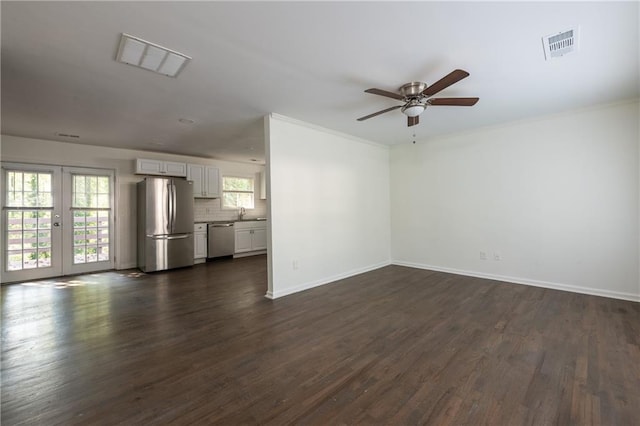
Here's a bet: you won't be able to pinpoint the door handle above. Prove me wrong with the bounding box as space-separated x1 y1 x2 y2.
172 183 177 231
167 183 172 230
53 222 60 227
148 234 190 240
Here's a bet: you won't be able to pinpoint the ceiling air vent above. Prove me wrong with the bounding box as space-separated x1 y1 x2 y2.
56 132 80 139
115 33 191 78
542 27 579 60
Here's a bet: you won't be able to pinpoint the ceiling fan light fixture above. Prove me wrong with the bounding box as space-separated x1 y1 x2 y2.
402 103 425 117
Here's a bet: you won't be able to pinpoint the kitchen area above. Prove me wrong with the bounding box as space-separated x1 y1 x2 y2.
135 157 268 273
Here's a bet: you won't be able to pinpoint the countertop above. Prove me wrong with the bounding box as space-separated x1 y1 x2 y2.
196 218 267 225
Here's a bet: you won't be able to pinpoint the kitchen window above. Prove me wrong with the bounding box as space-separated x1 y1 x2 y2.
222 176 254 209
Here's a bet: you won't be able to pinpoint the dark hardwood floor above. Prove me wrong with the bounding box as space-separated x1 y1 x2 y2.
2 255 639 425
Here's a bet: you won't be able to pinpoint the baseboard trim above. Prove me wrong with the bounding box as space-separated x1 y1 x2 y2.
116 262 137 270
234 250 267 259
265 260 392 300
391 260 640 303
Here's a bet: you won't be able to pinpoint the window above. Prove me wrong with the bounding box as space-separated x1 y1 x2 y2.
222 176 254 209
71 174 111 264
5 171 54 271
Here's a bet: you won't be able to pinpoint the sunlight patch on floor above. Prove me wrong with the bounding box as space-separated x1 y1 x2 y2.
120 271 145 278
21 279 97 288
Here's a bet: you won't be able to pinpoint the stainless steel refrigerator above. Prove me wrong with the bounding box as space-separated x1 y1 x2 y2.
137 177 194 272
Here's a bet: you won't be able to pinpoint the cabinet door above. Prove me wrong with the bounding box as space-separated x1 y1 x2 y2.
194 232 207 259
235 229 253 253
187 164 205 197
251 228 267 250
259 170 267 200
136 159 164 175
164 161 187 177
204 167 220 198
136 159 187 177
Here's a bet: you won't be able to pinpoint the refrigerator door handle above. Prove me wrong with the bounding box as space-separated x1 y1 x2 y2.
147 234 191 240
166 182 172 232
171 182 177 234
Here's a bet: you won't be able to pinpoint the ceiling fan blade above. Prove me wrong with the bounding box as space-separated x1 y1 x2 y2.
428 97 479 106
407 115 419 127
364 88 405 101
357 105 402 121
422 69 470 97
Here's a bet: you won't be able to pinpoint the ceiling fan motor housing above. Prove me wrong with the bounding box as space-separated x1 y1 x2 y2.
399 82 428 98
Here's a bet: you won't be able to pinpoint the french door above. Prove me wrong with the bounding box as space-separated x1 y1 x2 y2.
1 163 115 283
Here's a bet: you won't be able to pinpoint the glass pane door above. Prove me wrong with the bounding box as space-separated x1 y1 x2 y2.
73 210 110 264
1 164 62 282
7 210 53 270
62 168 114 275
1 164 115 283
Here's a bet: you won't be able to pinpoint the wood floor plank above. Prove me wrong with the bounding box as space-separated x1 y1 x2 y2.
2 256 639 425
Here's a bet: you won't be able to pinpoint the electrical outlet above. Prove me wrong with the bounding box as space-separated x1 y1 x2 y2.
292 260 299 270
480 251 487 260
493 252 502 261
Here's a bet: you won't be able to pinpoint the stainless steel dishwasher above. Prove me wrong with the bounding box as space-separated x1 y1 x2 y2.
207 222 235 258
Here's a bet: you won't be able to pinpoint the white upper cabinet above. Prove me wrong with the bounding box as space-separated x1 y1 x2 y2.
205 166 220 198
187 164 220 198
256 170 267 200
187 164 205 195
135 159 187 177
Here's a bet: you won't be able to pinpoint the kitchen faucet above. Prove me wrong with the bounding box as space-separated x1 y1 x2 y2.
239 207 246 220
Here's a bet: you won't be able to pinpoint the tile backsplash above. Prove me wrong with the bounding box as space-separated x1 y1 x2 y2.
194 198 267 222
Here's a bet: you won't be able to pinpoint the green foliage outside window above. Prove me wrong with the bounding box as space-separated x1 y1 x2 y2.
222 176 254 209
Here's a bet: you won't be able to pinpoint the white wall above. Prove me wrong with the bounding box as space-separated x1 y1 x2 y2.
266 114 390 298
390 100 640 301
0 135 265 269
4 101 637 302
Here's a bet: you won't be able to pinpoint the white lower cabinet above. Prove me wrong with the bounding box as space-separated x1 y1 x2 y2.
251 228 267 250
194 223 207 262
234 221 267 255
234 229 253 253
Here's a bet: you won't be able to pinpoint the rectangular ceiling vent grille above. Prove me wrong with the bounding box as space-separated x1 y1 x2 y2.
115 33 191 78
542 27 579 60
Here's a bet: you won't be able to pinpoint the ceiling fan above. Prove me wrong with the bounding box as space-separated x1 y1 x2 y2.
357 69 479 127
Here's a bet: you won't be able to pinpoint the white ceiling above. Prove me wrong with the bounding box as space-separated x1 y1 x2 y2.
2 1 638 164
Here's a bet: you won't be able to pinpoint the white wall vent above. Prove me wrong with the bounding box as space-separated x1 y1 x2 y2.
542 27 579 60
56 132 80 139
